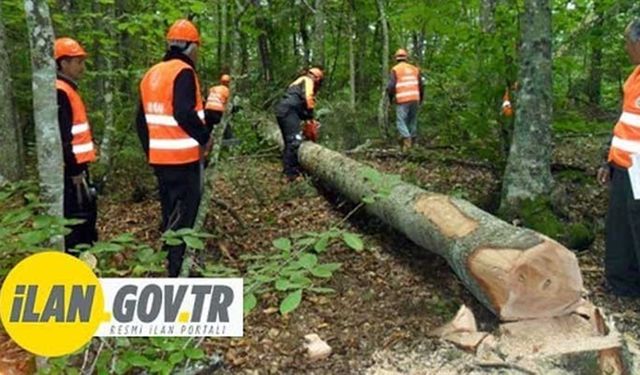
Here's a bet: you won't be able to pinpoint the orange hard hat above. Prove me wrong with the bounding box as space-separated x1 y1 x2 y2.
308 67 324 80
54 37 87 60
220 74 231 85
166 19 200 44
394 48 408 60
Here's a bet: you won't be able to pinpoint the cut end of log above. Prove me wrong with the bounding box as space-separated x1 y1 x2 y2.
414 195 478 238
470 239 583 321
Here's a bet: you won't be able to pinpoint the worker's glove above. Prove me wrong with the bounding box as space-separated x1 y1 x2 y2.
302 119 320 142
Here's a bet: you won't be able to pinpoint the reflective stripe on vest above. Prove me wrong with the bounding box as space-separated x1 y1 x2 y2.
608 66 640 169
205 85 230 112
392 63 420 104
56 79 96 164
140 60 205 165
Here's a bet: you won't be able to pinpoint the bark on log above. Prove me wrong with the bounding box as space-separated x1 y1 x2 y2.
261 121 584 321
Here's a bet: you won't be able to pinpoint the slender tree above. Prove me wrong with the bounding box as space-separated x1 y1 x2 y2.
98 2 116 169
375 0 389 136
252 0 272 82
587 2 603 106
480 0 497 33
500 0 553 212
348 0 356 111
24 0 64 222
0 8 25 182
313 0 325 67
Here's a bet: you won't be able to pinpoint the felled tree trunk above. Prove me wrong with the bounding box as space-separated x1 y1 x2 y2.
262 122 584 321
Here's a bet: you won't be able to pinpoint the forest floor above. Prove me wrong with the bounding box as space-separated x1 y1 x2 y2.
100 134 640 374
1 134 639 374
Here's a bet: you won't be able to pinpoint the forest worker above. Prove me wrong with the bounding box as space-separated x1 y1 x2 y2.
55 37 98 254
274 67 324 182
387 48 424 152
205 73 231 117
596 19 640 297
205 73 232 141
136 19 214 277
501 86 514 117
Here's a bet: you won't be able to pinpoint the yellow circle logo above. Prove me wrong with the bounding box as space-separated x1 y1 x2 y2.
0 251 104 357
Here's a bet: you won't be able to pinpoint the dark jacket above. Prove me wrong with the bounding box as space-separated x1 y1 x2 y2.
275 75 318 120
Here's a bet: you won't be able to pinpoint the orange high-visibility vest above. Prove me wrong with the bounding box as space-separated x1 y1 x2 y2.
205 85 230 112
56 79 96 164
608 66 640 169
392 62 420 104
139 59 205 165
502 88 513 117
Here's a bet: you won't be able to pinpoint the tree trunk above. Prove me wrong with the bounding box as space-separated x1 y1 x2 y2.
299 13 310 65
220 0 228 68
24 0 64 224
312 0 325 67
252 0 272 82
98 2 115 169
375 0 389 137
500 0 553 211
232 0 248 75
0 10 25 181
348 0 356 111
587 2 603 107
261 121 583 321
480 0 497 33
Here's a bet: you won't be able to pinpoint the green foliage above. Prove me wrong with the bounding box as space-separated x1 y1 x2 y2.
566 222 595 251
241 229 351 315
39 337 210 375
360 167 402 204
515 198 595 251
162 228 214 251
0 182 75 275
519 198 565 239
553 112 613 135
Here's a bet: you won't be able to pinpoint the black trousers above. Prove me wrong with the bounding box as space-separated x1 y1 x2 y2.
63 166 98 253
154 162 203 277
276 110 303 178
605 165 640 297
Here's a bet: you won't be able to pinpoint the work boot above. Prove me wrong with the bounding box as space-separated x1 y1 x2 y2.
401 137 412 152
286 174 304 183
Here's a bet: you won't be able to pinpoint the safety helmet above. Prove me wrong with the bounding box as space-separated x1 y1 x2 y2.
220 74 231 85
54 37 87 60
394 48 408 60
166 19 200 44
308 67 324 81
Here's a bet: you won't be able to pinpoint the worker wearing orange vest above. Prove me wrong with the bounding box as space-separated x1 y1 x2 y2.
206 74 231 115
275 67 324 181
387 49 424 152
136 20 215 277
55 37 98 253
501 87 514 117
596 19 640 297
